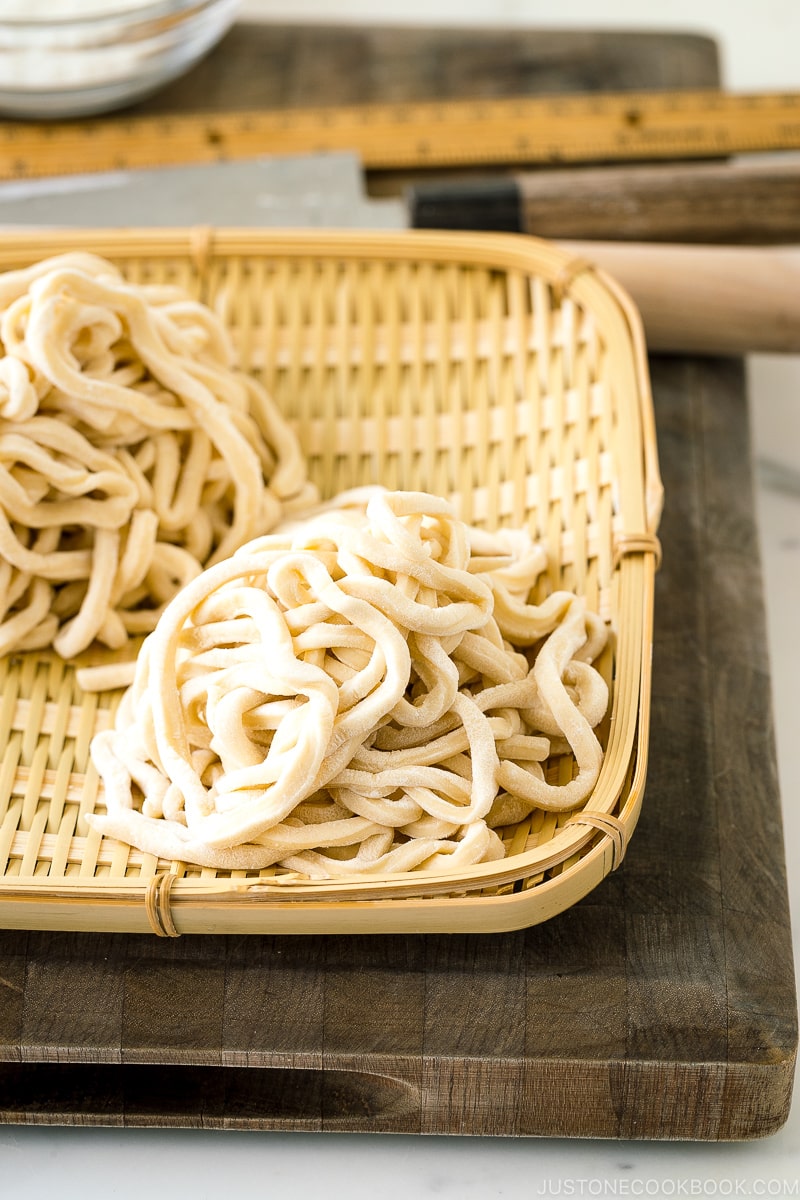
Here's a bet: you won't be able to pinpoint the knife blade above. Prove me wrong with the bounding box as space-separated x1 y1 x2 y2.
0 152 406 230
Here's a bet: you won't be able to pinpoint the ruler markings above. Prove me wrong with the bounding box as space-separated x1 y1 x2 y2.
2 89 800 177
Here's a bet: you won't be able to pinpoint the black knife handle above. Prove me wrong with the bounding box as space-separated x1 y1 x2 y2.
409 179 524 234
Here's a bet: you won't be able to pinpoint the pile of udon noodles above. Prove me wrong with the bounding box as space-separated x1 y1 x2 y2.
0 252 310 665
89 489 610 878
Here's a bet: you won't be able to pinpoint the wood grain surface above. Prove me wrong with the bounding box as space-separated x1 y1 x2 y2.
0 25 794 1141
518 161 800 243
131 23 720 113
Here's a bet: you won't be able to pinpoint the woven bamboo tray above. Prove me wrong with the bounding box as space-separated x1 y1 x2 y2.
0 228 662 935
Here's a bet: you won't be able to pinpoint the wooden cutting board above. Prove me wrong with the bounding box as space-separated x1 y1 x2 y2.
129 22 721 112
0 25 794 1141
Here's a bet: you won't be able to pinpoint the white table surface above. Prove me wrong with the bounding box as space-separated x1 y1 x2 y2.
2 3 799 1195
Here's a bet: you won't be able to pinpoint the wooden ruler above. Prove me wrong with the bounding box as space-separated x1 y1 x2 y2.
3 89 800 177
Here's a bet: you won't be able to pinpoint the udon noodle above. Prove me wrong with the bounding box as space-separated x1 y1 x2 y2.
0 252 310 665
89 490 609 877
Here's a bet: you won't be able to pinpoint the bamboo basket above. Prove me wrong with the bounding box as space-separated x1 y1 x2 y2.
0 228 662 935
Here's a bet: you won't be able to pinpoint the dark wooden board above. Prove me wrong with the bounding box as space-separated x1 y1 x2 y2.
131 24 720 113
0 25 795 1141
0 360 794 1139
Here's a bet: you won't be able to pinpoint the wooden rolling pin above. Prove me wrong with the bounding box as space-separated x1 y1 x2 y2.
558 241 800 354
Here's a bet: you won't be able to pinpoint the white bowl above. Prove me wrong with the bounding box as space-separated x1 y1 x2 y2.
0 0 240 118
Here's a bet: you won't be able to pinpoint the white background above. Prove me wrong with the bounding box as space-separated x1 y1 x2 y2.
3 2 800 1195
